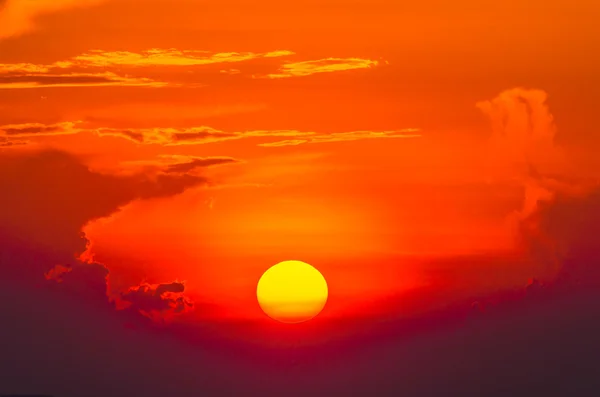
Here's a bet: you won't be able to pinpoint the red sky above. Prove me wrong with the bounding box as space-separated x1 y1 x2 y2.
1 1 600 396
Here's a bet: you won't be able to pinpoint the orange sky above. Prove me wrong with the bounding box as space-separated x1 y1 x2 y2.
1 0 599 324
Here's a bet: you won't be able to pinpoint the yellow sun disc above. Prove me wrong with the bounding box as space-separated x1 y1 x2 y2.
257 260 328 323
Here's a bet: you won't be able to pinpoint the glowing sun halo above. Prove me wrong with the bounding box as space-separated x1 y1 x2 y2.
257 260 328 323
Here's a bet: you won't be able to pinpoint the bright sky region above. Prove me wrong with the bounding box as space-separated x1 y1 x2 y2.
1 1 599 397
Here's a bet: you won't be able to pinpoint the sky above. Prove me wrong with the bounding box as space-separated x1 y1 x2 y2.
1 1 600 396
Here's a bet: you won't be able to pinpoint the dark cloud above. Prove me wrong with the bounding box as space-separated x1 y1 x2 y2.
0 121 77 136
0 73 165 88
518 182 600 284
0 149 205 285
164 156 239 173
0 136 28 146
119 281 194 318
44 262 111 305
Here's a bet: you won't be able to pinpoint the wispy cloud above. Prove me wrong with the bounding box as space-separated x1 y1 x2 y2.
0 136 28 147
258 139 309 147
0 49 294 73
0 121 80 137
258 129 421 146
94 127 319 145
121 154 241 174
258 57 380 79
65 48 294 68
0 0 106 39
0 72 169 89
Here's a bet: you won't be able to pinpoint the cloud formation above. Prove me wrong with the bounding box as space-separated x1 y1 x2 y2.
0 50 382 89
477 87 563 177
0 0 106 39
8 121 419 147
479 88 600 284
0 49 293 89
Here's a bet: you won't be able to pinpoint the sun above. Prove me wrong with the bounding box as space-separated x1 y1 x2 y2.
257 260 328 323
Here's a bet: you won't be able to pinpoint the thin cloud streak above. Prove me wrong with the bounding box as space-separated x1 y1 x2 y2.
259 129 422 146
0 121 80 137
67 49 295 67
0 49 294 73
120 155 242 174
0 72 170 89
258 57 380 79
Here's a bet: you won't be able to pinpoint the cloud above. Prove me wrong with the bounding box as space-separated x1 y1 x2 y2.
45 261 111 302
3 121 420 147
94 126 242 145
477 87 564 177
94 126 317 145
118 281 194 319
0 149 207 283
67 48 294 68
258 129 421 147
0 136 28 147
0 50 383 89
220 68 242 75
518 182 600 283
258 139 309 147
121 154 241 174
162 155 241 174
94 126 420 146
258 57 380 79
0 0 106 39
478 87 600 284
0 71 169 89
0 121 79 137
0 48 292 89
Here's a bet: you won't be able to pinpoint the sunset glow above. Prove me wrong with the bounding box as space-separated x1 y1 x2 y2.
1 1 599 396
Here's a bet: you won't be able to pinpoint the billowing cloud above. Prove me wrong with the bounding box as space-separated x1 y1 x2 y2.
479 88 600 284
477 87 564 178
259 57 380 79
0 0 106 39
0 149 207 283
